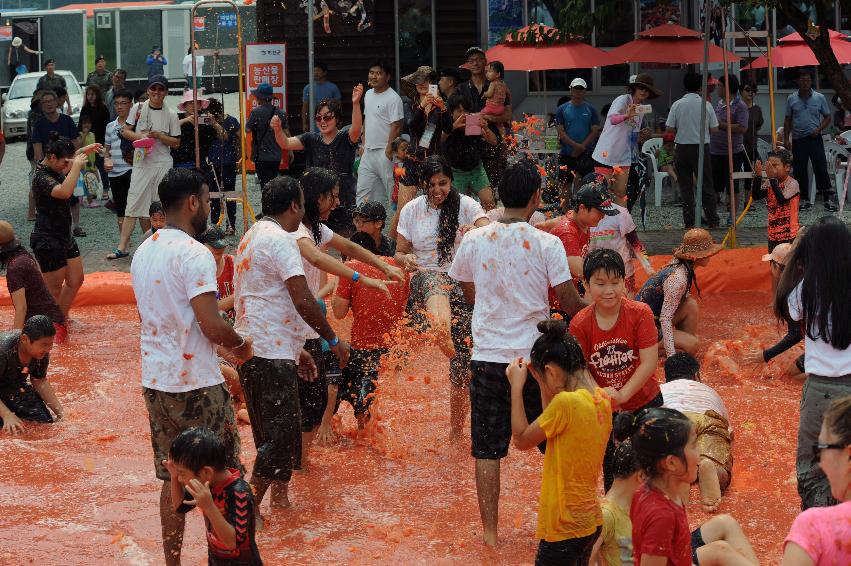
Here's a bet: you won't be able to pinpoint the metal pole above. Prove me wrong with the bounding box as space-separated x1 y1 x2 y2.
307 0 314 134
695 0 712 229
721 6 735 247
190 7 200 170
767 32 776 148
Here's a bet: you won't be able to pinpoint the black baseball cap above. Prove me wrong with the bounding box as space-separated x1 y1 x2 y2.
353 201 387 222
197 226 228 249
148 74 168 89
572 182 619 216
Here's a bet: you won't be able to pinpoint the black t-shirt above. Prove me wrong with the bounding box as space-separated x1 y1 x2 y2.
79 104 111 144
31 113 79 147
441 128 483 171
0 331 49 398
31 164 72 243
458 79 511 136
172 120 217 166
246 104 288 163
296 128 358 178
176 469 262 565
5 249 65 324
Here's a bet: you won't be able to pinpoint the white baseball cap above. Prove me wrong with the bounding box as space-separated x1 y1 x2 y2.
569 78 588 89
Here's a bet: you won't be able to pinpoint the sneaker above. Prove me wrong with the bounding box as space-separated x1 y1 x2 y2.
799 200 813 211
825 196 839 212
73 226 87 237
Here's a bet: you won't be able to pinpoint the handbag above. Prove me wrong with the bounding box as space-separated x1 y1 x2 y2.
121 102 145 164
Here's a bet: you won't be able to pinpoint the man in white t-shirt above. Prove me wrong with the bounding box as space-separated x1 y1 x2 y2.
234 175 349 513
356 59 404 210
181 47 204 91
109 75 181 260
448 157 586 547
130 168 253 566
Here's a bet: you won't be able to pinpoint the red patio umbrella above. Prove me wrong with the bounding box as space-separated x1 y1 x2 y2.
742 29 851 69
483 24 624 71
607 23 740 64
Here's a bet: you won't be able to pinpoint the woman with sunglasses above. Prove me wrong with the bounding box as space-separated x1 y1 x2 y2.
782 394 851 565
775 216 851 510
272 84 364 235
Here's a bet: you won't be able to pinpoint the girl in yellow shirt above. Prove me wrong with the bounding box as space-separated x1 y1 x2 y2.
506 319 613 566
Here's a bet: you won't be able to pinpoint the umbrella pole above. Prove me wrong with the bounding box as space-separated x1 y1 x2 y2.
696 0 712 229
722 6 736 248
767 35 777 147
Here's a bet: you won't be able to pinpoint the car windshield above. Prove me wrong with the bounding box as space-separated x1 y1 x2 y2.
8 73 82 100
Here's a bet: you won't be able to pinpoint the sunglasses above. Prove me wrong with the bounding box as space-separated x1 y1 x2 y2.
315 113 336 123
812 442 847 462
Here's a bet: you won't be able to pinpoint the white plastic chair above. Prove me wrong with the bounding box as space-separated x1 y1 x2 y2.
641 138 668 207
756 138 772 162
825 141 850 201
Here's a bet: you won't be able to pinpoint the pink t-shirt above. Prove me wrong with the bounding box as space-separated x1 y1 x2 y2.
784 500 851 565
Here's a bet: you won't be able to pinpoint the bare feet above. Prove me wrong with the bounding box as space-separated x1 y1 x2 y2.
483 529 497 547
698 458 722 513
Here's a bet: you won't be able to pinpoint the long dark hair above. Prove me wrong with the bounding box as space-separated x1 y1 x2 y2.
530 319 586 377
84 84 105 109
613 407 692 479
299 167 339 245
422 155 460 266
775 216 851 350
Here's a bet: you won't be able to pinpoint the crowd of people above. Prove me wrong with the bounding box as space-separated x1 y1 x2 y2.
3 46 851 566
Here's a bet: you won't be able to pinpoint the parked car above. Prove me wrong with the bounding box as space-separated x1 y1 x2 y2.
2 70 83 140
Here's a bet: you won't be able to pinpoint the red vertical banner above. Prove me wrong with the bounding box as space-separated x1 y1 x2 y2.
244 43 288 171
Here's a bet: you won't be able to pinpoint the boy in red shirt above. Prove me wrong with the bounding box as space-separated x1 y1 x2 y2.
569 248 660 490
323 231 409 435
753 149 800 253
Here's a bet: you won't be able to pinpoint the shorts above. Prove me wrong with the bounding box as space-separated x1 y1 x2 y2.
535 526 601 566
452 163 490 196
125 164 170 218
0 384 53 425
143 382 242 482
593 161 630 176
469 360 545 460
407 271 473 388
768 238 794 253
108 170 132 217
691 526 706 565
683 410 733 478
30 237 81 274
300 338 328 432
336 348 386 415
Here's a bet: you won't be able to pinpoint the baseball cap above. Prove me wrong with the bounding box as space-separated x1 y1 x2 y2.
572 182 619 216
147 74 168 89
95 54 106 63
197 226 228 249
762 242 792 265
252 82 274 100
569 78 588 89
353 201 387 222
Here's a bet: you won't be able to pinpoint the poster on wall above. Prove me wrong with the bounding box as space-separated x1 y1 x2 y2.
298 1 375 34
245 43 287 112
487 0 523 47
640 0 681 30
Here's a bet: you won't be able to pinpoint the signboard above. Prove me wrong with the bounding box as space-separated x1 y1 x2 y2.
218 13 237 29
0 27 12 41
193 16 206 32
244 43 286 113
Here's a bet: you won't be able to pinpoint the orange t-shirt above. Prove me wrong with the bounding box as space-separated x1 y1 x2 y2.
335 258 410 350
569 299 660 411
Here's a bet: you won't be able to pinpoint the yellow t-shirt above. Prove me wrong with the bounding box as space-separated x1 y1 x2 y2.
535 388 613 542
600 498 634 566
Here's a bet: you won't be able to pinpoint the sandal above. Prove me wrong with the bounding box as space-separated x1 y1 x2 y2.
106 249 129 260
73 227 87 237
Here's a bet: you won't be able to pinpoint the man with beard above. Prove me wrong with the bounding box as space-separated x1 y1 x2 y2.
131 167 253 566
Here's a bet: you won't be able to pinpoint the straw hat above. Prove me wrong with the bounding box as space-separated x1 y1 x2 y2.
400 66 438 100
630 73 663 99
762 242 792 265
672 228 722 261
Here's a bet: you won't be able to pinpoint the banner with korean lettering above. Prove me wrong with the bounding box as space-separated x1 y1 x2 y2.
244 43 286 113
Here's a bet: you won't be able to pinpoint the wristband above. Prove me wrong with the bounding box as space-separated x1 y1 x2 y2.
352 271 360 282
329 336 339 347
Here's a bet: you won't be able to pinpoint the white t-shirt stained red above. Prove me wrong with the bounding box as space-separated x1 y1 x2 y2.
131 228 223 393
590 203 637 277
292 222 335 340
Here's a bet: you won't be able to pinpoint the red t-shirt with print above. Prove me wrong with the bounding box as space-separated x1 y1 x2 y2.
569 298 660 410
335 259 410 350
631 483 692 566
548 213 589 309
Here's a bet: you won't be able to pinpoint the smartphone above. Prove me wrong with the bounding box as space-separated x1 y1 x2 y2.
465 113 482 136
427 84 439 97
199 115 213 125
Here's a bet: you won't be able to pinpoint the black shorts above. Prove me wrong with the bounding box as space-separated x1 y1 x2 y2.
0 385 53 426
109 170 132 217
535 526 601 566
691 526 706 565
469 360 544 460
31 237 81 274
300 338 328 432
336 348 386 416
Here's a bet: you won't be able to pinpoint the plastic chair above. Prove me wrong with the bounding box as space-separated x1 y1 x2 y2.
641 138 668 207
825 141 850 201
756 138 771 162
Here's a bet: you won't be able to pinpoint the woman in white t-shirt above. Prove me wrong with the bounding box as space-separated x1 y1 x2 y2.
395 155 489 436
775 216 851 510
592 74 661 204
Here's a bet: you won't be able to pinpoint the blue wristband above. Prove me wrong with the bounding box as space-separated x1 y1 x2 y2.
329 336 339 347
352 271 360 282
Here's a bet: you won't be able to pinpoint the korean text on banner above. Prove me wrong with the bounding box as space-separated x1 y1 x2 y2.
244 43 287 113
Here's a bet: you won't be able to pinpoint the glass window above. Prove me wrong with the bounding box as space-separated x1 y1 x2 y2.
397 0 433 79
530 68 593 93
601 64 631 88
776 3 835 39
596 0 635 46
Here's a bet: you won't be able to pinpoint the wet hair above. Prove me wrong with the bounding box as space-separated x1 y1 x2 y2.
499 156 541 208
316 97 342 121
300 167 339 245
683 71 702 93
207 98 223 116
768 149 793 167
368 59 392 77
44 133 75 159
22 315 56 340
168 428 226 473
422 155 460 266
112 88 133 103
487 61 504 78
823 395 851 446
664 352 700 383
613 407 692 479
114 68 127 79
391 136 408 153
314 60 329 73
349 231 378 255
529 319 587 376
611 440 640 480
84 84 105 108
583 249 625 282
262 175 302 217
718 74 740 94
158 168 208 212
149 201 164 217
775 216 851 350
446 92 472 114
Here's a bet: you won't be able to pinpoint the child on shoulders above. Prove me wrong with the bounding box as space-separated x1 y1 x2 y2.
482 61 510 131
